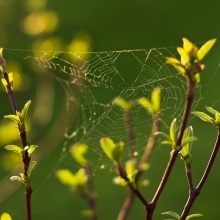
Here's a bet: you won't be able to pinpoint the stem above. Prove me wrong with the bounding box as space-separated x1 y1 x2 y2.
85 164 97 220
185 163 193 190
116 163 149 208
117 113 160 220
124 110 136 158
117 189 135 220
180 132 220 219
146 77 195 220
2 69 32 220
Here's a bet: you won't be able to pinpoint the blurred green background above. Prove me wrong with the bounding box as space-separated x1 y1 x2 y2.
1 0 220 219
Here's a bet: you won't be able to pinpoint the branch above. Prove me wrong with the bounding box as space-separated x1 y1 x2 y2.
180 132 220 219
1 61 32 219
146 77 196 220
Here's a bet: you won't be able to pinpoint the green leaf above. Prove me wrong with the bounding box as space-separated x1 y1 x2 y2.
191 111 213 122
112 141 124 162
161 211 180 219
125 159 137 182
151 87 161 113
20 100 31 126
100 137 115 161
177 47 190 64
170 118 177 145
0 212 12 220
80 209 94 218
113 176 127 186
27 161 37 179
5 145 22 154
166 57 180 65
100 137 124 162
161 140 172 145
56 169 77 186
28 145 37 156
154 132 170 140
205 106 218 116
197 38 216 61
70 143 88 166
170 63 186 75
137 97 153 113
115 97 133 110
20 173 30 187
186 214 203 220
8 72 13 88
4 115 21 124
182 38 194 54
10 174 29 188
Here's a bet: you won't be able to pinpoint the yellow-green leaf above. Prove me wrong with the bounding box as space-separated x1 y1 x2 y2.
151 87 161 113
70 143 88 166
186 214 203 220
115 97 133 110
0 212 12 220
166 57 180 65
161 211 180 219
205 106 219 116
177 47 190 64
20 100 31 126
56 169 77 186
192 111 213 122
5 145 22 154
170 118 177 144
197 38 216 61
137 97 153 113
27 161 37 179
4 115 21 124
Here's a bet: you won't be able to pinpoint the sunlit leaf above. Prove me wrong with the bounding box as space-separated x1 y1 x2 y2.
100 137 115 161
28 145 37 156
182 38 194 54
166 57 180 65
151 87 161 113
4 115 21 124
70 143 88 166
20 100 31 126
177 47 190 64
197 38 216 61
112 141 124 162
5 145 22 154
56 169 77 186
161 211 180 219
205 106 218 116
186 214 203 220
191 111 213 122
27 161 37 179
0 212 12 220
170 118 177 144
115 97 133 110
137 97 153 113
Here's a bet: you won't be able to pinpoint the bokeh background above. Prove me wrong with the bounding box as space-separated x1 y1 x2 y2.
0 0 220 219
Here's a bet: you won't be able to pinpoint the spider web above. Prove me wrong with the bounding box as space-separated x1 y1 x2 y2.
2 46 218 219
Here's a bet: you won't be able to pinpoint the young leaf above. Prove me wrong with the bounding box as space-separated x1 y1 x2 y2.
100 137 124 162
20 173 30 187
205 106 218 115
166 57 180 65
0 212 12 220
186 214 203 220
56 169 77 186
100 137 115 161
161 211 180 219
170 118 177 144
177 47 190 64
191 111 213 122
197 38 216 61
20 100 31 126
28 145 37 156
4 115 21 124
115 97 133 110
27 161 37 179
151 87 161 113
5 145 22 154
10 175 29 187
137 97 153 113
70 143 88 166
112 141 124 162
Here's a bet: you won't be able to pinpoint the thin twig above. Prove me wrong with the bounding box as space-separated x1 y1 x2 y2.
85 163 97 220
180 132 220 219
2 62 32 220
146 77 196 220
